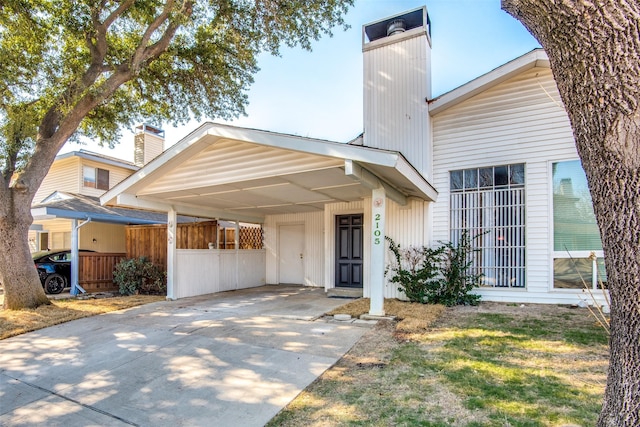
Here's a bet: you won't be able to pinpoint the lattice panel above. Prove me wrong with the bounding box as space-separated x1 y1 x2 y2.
239 226 264 249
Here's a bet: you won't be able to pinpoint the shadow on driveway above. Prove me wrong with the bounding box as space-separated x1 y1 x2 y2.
0 285 373 426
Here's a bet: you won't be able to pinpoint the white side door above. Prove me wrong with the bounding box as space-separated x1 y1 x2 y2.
278 224 304 284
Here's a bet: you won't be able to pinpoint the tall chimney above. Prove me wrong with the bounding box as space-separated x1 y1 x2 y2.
134 124 165 166
362 7 432 177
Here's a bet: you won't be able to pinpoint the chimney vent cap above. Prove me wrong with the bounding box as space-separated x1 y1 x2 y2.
135 123 165 138
387 19 406 36
363 7 429 44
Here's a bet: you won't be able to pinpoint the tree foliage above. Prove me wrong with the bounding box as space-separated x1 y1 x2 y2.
0 0 352 154
0 0 353 310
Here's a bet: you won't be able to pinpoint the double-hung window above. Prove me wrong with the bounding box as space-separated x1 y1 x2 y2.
450 164 526 288
83 166 110 190
552 160 606 289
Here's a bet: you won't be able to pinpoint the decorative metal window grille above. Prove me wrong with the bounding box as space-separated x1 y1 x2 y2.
450 164 526 288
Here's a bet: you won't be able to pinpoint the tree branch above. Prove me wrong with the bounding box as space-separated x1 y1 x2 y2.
103 0 136 29
130 0 176 71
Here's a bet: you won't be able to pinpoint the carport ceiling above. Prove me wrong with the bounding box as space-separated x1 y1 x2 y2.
138 167 371 217
103 124 437 222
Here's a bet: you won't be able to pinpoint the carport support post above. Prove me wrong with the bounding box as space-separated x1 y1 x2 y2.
166 208 177 300
71 219 79 295
370 186 385 316
71 218 89 296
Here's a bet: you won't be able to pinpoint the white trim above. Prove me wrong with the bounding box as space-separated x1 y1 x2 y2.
114 193 263 223
394 156 438 201
345 160 407 205
56 150 138 171
101 123 436 211
369 186 386 315
429 49 549 115
166 208 177 300
548 158 606 292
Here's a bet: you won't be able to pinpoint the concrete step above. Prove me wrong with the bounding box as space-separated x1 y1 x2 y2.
327 287 363 299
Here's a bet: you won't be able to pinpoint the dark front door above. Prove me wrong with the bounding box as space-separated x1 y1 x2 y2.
335 214 363 288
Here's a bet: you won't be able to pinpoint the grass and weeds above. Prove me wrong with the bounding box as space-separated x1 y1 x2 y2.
1 292 609 426
269 301 608 427
0 295 165 340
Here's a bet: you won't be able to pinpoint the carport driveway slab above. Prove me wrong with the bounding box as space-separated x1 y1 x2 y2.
0 286 371 426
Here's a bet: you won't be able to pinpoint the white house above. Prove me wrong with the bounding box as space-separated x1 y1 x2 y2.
101 6 607 312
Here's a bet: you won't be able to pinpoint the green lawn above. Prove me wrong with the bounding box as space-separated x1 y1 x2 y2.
268 302 608 427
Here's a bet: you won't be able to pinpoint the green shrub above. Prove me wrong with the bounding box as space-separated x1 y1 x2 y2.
385 237 444 303
437 231 483 306
114 257 166 296
386 231 482 306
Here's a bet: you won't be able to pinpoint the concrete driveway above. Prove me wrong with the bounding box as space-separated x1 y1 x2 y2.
0 286 373 426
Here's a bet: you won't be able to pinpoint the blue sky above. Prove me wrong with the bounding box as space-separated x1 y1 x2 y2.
63 0 540 161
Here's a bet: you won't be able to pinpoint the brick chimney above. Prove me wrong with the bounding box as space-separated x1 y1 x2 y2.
134 124 165 166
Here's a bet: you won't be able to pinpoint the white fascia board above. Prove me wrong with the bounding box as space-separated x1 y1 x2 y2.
429 49 549 115
115 193 264 224
101 125 217 206
101 122 399 207
394 156 438 201
206 124 399 167
345 160 408 206
55 151 138 171
31 207 57 220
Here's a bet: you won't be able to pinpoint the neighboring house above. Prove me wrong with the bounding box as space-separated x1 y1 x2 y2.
101 7 606 312
30 124 166 253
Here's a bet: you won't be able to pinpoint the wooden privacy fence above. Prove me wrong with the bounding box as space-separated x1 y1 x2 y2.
126 221 263 270
79 252 126 293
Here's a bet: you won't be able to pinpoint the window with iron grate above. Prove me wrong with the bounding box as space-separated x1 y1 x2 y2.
450 164 526 288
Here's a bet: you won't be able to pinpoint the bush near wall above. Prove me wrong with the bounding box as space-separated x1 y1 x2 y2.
113 257 166 296
386 231 482 306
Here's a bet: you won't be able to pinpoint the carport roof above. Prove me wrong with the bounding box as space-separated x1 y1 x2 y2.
101 123 437 223
32 192 167 225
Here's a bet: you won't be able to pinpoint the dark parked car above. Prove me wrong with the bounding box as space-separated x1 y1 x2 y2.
33 250 93 294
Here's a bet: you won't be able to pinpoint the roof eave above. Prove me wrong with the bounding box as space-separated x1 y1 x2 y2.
56 150 138 171
101 123 404 207
429 49 549 115
31 206 163 225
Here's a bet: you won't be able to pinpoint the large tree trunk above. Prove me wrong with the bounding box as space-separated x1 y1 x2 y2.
502 1 640 425
0 3 185 310
0 189 50 309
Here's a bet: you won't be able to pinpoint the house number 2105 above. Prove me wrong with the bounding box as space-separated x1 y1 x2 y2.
373 213 382 245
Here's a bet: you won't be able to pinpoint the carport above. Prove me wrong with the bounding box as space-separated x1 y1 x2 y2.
31 192 167 294
101 123 436 315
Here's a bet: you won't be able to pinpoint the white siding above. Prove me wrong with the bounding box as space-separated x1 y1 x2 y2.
323 198 430 299
432 67 581 304
34 155 135 203
363 33 431 176
174 249 266 299
134 131 164 166
379 198 432 299
34 157 81 203
143 140 342 195
80 159 134 197
263 211 324 287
